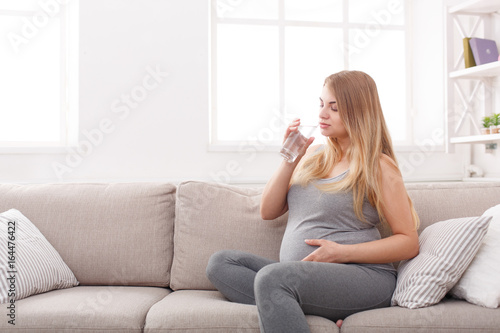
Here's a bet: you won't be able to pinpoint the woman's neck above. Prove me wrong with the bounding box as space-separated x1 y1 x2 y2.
337 138 351 159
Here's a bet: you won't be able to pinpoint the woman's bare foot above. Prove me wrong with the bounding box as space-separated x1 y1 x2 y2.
336 319 343 328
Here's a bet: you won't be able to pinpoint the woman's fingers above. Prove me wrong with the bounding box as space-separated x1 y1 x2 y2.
283 118 301 143
301 136 315 154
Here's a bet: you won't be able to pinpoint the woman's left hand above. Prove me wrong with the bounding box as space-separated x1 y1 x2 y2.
301 239 348 263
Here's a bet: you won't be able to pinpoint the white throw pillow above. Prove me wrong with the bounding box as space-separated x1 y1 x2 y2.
0 209 79 303
391 215 491 309
449 204 500 308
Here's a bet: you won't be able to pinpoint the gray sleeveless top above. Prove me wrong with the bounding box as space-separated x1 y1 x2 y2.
280 170 395 272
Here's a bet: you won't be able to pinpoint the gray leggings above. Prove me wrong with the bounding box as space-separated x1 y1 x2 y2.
206 250 396 333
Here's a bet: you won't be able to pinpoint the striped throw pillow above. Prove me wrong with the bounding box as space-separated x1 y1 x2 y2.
391 216 491 309
0 209 79 303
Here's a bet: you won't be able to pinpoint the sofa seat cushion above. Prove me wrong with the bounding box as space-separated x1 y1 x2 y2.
0 286 170 333
341 298 500 333
144 290 339 333
0 183 176 287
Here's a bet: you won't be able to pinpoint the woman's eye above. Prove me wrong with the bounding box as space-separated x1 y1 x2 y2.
331 107 338 112
319 104 324 108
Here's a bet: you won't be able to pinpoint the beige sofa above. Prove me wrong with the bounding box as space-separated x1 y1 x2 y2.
0 180 499 333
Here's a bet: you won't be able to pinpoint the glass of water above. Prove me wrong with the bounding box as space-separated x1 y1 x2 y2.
280 125 317 163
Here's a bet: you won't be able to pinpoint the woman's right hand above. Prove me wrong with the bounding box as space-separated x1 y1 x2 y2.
283 118 315 163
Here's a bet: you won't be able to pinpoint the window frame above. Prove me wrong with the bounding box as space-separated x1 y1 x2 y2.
0 0 78 153
209 0 415 152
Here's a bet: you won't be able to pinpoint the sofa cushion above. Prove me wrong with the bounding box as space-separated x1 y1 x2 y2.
404 182 500 235
0 183 176 287
0 286 170 332
144 290 339 333
170 181 287 290
0 209 79 303
341 298 500 333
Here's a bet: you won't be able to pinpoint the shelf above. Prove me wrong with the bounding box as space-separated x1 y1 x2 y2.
446 0 500 158
449 61 500 78
449 0 500 14
450 133 500 144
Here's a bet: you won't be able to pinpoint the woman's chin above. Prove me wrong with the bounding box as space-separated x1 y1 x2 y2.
320 128 332 137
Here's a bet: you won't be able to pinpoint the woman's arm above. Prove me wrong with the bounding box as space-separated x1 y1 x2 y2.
260 160 297 220
302 155 419 263
260 119 316 220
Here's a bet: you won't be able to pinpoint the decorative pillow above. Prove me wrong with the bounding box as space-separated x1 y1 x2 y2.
449 204 500 308
0 209 79 303
391 215 491 309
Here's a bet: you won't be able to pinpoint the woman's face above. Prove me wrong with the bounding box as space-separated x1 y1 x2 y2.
318 85 349 141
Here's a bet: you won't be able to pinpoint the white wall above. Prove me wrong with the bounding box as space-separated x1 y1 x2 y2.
0 0 480 184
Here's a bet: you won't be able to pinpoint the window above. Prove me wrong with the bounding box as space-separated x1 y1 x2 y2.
211 0 411 149
0 0 78 149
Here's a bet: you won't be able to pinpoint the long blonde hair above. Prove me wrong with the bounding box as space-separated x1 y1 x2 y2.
292 71 419 229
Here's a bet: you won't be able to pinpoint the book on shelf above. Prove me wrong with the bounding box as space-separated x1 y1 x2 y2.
463 37 476 68
469 37 499 66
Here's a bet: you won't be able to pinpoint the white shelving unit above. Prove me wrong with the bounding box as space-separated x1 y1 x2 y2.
449 0 500 14
445 0 500 147
450 133 500 144
449 61 500 79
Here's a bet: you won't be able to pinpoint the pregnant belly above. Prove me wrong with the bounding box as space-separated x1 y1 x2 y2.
279 227 382 262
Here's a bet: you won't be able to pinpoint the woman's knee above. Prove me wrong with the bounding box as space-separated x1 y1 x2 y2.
254 262 304 299
254 263 278 290
206 249 248 280
206 249 232 280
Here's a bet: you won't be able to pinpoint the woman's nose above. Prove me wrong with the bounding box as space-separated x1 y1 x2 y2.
319 107 329 119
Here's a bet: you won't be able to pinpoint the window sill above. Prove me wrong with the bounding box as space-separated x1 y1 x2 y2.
208 143 447 154
0 147 69 155
208 143 282 153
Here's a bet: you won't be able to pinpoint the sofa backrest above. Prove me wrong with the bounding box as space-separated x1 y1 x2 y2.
393 182 500 237
2 180 498 290
376 181 500 239
171 180 500 291
0 182 176 287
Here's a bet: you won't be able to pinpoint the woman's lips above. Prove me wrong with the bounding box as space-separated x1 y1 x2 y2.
319 123 330 129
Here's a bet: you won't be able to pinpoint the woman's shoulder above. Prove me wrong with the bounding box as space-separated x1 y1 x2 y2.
305 144 324 156
379 153 399 171
294 144 324 174
379 154 404 187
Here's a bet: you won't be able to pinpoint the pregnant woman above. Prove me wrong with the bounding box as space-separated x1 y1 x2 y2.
206 70 420 332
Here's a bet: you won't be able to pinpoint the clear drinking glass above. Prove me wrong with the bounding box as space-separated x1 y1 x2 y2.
280 125 317 163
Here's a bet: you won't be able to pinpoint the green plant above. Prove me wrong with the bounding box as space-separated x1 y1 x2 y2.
492 113 500 127
482 116 492 128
